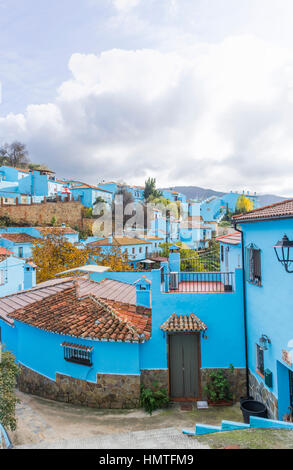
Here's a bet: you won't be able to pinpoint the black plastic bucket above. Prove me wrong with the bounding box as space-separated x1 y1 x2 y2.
240 400 267 424
240 396 254 405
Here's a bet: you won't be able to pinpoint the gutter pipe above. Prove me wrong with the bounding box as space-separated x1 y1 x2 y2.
234 222 250 398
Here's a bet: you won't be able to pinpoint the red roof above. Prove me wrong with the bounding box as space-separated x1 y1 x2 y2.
0 247 14 256
161 313 207 332
233 198 293 223
70 183 112 193
0 233 38 243
216 232 241 245
9 283 151 343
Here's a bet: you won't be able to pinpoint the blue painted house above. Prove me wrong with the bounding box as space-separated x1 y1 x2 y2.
0 241 246 408
217 232 242 273
70 183 113 208
233 199 293 420
0 232 39 259
0 248 36 295
87 236 153 268
200 192 260 223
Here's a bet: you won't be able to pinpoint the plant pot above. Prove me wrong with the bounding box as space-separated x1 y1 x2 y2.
208 400 233 406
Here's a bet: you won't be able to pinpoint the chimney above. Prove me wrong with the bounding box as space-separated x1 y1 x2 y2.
134 275 151 308
169 244 181 272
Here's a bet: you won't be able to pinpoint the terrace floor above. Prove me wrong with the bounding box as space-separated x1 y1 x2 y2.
168 281 228 293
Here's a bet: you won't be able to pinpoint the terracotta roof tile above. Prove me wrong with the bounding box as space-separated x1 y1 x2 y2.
34 226 77 234
216 232 241 245
160 313 207 332
233 198 293 223
0 233 38 243
0 247 14 256
8 281 151 342
88 236 151 246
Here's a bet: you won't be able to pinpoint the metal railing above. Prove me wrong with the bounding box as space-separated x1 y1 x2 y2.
181 250 220 272
163 271 234 293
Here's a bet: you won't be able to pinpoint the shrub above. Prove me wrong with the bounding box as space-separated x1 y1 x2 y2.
140 381 169 415
203 367 234 402
0 348 19 431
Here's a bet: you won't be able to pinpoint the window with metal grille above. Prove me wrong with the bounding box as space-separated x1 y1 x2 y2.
256 344 264 376
246 244 262 286
62 342 93 366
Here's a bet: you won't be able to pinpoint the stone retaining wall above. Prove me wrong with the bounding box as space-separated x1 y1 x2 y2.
141 369 169 391
248 370 278 419
0 200 84 228
18 364 140 409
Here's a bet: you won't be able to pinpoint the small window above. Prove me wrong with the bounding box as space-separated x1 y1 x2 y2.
132 248 135 254
246 245 261 286
221 245 224 262
256 344 264 376
18 247 23 258
62 342 93 366
139 247 142 253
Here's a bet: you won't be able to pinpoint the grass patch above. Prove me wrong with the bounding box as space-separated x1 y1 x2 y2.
195 428 293 449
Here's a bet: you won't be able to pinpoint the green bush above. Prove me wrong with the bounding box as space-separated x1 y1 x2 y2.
203 366 234 402
140 381 169 415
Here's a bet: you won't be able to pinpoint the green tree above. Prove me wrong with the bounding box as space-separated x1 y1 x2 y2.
0 348 19 431
143 178 162 201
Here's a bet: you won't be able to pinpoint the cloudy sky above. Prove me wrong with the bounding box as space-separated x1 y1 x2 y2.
1 0 293 195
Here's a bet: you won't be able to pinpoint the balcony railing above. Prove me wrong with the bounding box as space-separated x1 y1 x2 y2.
162 271 234 293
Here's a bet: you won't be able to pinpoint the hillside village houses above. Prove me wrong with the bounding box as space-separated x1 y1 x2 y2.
5 163 291 423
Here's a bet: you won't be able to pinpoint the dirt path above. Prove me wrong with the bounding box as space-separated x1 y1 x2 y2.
10 390 243 447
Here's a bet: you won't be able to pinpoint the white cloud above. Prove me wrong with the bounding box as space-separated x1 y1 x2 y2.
1 35 293 195
113 0 140 12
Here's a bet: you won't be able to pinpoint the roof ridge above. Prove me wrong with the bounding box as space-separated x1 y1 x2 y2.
233 197 293 219
93 297 141 337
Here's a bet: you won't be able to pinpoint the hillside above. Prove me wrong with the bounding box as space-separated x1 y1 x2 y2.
161 186 288 207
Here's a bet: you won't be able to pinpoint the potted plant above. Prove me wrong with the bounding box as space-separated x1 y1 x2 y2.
203 367 233 406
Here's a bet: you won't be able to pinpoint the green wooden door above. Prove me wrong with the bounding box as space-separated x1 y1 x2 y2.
169 333 200 399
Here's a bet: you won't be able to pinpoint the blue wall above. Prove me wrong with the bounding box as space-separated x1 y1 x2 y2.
240 218 293 418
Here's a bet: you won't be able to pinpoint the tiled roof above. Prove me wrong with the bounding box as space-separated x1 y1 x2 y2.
71 183 112 193
216 232 241 245
88 236 152 247
160 313 207 332
61 341 93 352
0 233 38 243
233 198 293 223
0 247 14 256
9 285 151 342
34 226 77 234
0 277 136 325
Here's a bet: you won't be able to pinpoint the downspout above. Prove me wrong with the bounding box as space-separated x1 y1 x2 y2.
234 222 250 398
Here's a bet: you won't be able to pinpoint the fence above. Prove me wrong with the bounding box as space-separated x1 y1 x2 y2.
163 271 234 293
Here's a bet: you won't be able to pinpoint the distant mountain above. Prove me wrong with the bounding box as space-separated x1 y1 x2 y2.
160 186 224 201
257 194 288 207
161 186 289 208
